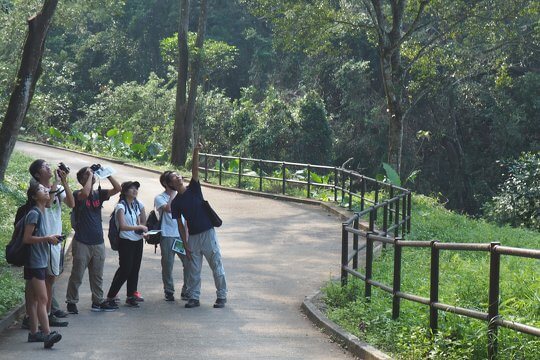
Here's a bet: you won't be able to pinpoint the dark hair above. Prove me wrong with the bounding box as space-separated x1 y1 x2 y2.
29 159 46 181
76 167 89 185
160 171 173 189
26 179 42 207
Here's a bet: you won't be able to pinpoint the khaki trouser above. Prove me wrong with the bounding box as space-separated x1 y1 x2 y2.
187 228 227 300
66 241 106 305
160 236 189 296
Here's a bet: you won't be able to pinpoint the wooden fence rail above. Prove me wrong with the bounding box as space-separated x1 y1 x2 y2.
342 210 540 360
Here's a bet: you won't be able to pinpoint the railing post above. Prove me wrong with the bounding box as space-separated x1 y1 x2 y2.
374 182 379 221
488 242 501 360
407 191 412 233
204 154 208 182
341 169 345 204
307 165 311 199
402 194 407 238
259 160 263 192
334 167 338 202
394 196 400 238
383 202 388 236
238 157 242 188
348 175 353 210
389 186 394 224
219 155 223 186
282 162 286 195
360 176 366 211
429 241 439 335
341 223 349 286
365 209 375 300
392 237 402 320
353 216 359 270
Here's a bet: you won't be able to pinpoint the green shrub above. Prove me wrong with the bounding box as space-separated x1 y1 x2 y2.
483 152 540 231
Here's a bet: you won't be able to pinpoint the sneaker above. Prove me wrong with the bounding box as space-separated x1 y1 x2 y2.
185 299 200 308
48 314 69 327
133 291 144 302
165 293 175 302
66 303 78 314
180 292 189 301
107 299 120 309
125 296 140 307
21 315 30 330
213 298 227 308
91 301 117 312
28 331 46 342
52 309 68 318
44 331 62 349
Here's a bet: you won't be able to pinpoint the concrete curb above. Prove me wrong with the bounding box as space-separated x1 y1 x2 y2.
302 290 392 360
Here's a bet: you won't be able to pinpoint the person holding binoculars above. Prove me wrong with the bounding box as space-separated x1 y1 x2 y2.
21 160 75 331
23 179 64 348
65 165 121 313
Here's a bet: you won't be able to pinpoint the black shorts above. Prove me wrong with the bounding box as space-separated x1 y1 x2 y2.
24 267 47 281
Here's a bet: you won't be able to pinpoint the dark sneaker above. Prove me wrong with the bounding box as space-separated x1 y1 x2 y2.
21 315 30 329
107 299 119 309
125 296 140 307
52 309 68 318
133 291 144 302
28 331 46 342
44 331 62 349
48 314 69 327
66 303 78 314
165 293 175 302
185 299 200 308
91 301 117 312
180 292 189 301
213 298 227 308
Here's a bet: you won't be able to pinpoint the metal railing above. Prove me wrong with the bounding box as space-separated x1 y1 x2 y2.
341 208 540 360
199 153 412 238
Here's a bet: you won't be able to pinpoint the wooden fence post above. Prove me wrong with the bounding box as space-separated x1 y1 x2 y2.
219 155 223 185
392 237 402 319
430 241 439 334
488 242 501 360
307 165 311 198
341 223 349 286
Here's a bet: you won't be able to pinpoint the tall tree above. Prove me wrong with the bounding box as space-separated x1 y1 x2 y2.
171 0 209 166
0 0 58 181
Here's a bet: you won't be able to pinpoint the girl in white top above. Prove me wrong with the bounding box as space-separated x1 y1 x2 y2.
106 181 147 307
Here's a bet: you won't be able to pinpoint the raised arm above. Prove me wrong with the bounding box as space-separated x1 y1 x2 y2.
106 175 121 197
191 141 203 182
58 169 75 209
78 168 94 200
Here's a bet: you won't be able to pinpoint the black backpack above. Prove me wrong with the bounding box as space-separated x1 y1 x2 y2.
5 204 40 266
145 210 162 253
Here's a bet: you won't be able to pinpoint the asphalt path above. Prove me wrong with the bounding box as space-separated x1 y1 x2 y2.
0 141 355 359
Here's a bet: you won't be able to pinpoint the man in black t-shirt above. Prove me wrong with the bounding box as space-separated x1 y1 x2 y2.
170 142 228 308
65 166 121 313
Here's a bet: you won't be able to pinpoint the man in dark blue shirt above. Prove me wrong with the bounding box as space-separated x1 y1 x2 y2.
170 142 228 308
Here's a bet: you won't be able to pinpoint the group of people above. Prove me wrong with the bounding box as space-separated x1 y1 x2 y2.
20 143 227 349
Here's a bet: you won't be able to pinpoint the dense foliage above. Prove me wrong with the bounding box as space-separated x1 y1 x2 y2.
1 0 539 222
484 152 540 231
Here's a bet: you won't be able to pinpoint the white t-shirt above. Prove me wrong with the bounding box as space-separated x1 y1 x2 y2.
154 192 183 238
43 184 66 235
116 200 144 241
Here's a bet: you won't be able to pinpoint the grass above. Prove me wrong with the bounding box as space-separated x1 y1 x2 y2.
323 195 540 359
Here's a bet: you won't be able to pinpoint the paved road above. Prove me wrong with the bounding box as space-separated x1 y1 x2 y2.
0 142 355 359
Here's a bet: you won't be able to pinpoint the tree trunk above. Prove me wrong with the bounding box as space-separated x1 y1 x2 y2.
171 0 190 166
0 0 58 181
171 0 209 166
185 0 208 147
